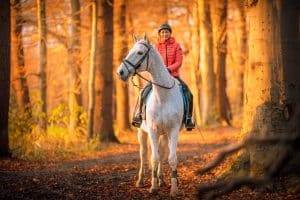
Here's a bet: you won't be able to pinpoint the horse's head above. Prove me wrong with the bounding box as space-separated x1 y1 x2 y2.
116 34 151 81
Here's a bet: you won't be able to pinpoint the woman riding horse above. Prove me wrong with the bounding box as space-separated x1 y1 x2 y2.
132 23 195 131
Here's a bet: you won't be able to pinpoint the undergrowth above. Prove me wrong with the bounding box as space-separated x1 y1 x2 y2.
9 103 100 161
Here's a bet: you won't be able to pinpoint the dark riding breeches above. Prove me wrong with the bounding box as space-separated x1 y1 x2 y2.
175 77 193 122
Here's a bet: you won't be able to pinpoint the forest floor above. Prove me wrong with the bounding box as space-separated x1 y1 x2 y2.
0 127 299 200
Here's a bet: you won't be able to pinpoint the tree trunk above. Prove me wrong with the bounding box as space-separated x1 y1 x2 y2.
11 0 32 114
0 0 11 157
210 0 232 126
95 0 118 143
240 0 300 179
198 0 215 125
37 0 47 131
226 0 246 125
190 0 202 126
279 0 300 176
87 1 97 140
68 0 82 133
113 0 131 133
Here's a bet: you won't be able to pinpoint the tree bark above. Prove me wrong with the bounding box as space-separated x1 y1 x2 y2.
210 0 232 126
0 0 11 157
87 1 97 140
11 0 32 114
37 0 47 131
198 0 215 125
95 0 118 143
68 0 82 133
113 0 131 133
240 0 300 178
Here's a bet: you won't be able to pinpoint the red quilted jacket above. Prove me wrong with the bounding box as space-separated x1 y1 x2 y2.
155 37 183 77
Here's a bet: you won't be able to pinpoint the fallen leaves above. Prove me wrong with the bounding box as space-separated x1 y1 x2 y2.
1 127 299 199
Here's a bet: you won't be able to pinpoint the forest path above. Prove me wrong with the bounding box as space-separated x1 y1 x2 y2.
0 127 296 200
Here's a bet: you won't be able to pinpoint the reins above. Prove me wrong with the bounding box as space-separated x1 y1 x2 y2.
133 72 175 89
123 42 175 90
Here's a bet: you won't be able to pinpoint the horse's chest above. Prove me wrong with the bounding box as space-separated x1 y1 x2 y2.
147 105 180 127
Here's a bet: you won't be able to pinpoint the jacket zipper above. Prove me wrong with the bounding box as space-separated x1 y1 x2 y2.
165 43 168 67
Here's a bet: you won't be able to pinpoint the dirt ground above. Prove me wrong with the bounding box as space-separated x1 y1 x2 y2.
0 127 299 200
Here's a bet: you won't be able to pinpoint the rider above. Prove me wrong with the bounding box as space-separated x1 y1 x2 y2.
132 23 195 131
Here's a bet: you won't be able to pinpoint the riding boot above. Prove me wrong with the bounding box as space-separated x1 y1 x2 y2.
175 77 195 131
184 90 195 131
132 84 152 127
132 94 143 127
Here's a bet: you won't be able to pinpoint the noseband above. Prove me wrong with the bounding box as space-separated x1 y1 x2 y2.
122 42 150 74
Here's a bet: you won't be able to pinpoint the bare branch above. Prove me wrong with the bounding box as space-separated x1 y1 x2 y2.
196 135 300 199
196 143 244 175
198 177 269 200
197 135 300 175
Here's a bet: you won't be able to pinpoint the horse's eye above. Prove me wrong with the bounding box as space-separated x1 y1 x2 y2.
137 51 143 55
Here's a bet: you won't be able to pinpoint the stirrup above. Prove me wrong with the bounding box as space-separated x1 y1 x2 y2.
185 118 195 131
132 121 141 127
132 115 142 127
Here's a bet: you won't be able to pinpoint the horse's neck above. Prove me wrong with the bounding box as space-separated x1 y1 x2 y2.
148 50 175 103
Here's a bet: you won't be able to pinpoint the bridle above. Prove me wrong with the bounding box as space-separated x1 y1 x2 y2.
122 42 150 73
122 42 175 90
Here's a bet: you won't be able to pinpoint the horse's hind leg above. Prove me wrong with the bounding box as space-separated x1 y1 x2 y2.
168 130 179 197
158 134 168 187
136 129 147 188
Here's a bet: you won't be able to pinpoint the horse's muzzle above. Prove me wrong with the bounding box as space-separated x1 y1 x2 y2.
116 67 128 81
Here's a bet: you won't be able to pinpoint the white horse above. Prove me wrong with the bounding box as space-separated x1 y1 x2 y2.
116 34 184 197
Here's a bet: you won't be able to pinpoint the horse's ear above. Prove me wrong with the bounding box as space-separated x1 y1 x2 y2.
143 33 150 45
133 33 139 42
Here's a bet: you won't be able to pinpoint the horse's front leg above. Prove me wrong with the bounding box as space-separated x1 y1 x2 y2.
136 129 148 187
168 129 179 197
148 130 159 194
158 134 168 187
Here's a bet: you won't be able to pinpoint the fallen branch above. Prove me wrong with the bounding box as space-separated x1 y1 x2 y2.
196 135 300 175
198 177 269 200
196 135 300 199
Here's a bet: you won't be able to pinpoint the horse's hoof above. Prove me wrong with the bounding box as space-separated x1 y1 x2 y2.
135 180 144 188
159 179 167 187
149 188 159 194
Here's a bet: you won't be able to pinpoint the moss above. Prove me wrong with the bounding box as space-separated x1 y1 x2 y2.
217 150 250 181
